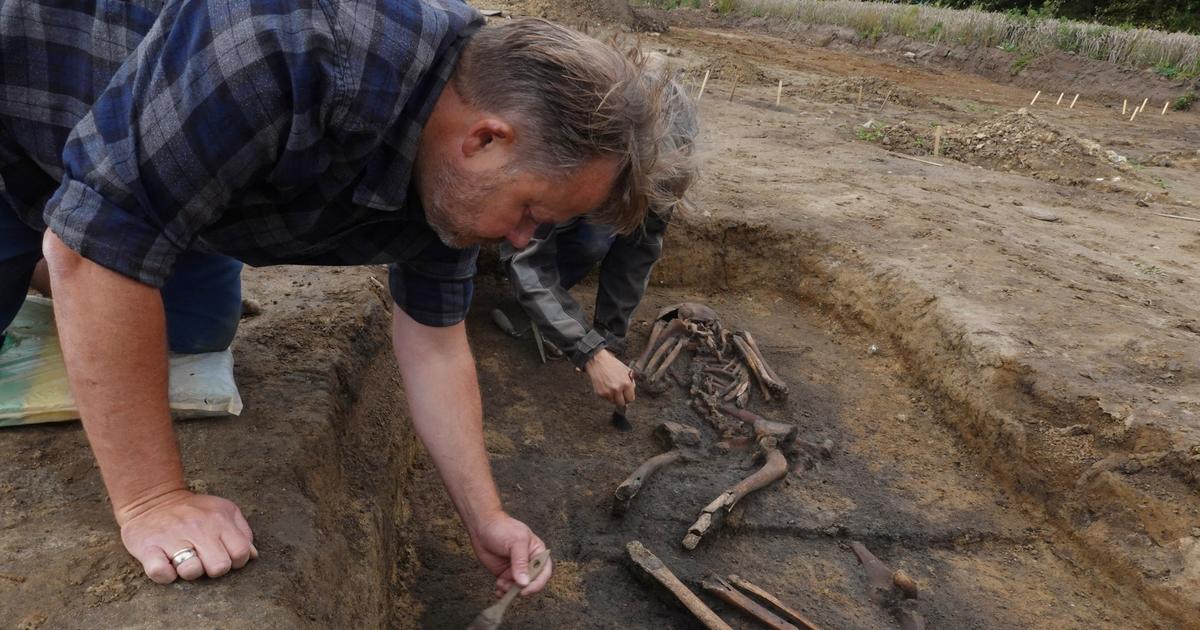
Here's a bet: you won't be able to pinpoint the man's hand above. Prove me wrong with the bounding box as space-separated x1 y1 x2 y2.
585 349 635 406
470 513 553 598
390 307 553 598
118 489 257 583
44 232 258 584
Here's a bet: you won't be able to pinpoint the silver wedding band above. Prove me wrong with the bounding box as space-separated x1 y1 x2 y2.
170 547 197 567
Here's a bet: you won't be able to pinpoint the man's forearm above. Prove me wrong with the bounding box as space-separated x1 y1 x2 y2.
391 306 502 531
43 232 185 523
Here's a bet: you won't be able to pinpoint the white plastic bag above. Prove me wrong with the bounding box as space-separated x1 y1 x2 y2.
0 296 242 426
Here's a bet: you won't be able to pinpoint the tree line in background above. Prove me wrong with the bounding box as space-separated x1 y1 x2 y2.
926 1 1200 33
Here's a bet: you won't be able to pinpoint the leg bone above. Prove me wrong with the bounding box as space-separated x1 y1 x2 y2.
683 448 789 549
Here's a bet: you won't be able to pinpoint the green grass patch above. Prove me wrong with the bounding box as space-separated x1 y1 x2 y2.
1174 91 1197 110
1010 53 1037 75
855 126 886 142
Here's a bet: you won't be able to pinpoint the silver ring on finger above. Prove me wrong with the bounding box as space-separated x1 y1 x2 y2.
171 547 197 567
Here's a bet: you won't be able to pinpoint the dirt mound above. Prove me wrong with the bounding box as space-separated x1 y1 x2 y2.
1146 149 1200 170
810 75 930 109
504 0 637 29
869 109 1133 184
684 53 768 84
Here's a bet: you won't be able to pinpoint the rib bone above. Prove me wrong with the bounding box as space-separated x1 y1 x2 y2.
642 328 686 378
634 319 669 372
635 319 685 374
649 337 687 383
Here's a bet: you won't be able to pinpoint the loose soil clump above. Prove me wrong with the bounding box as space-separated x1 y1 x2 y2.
810 75 932 109
867 108 1135 185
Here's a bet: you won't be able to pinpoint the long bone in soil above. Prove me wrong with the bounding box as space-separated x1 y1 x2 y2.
683 444 789 550
612 422 703 516
625 541 732 630
701 574 798 630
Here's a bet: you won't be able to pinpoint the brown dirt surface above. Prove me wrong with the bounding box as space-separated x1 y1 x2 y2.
5 2 1200 628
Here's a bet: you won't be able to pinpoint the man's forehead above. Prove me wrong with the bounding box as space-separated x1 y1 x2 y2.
544 158 620 217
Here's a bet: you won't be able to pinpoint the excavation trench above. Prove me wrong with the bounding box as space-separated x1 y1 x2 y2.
292 220 1180 629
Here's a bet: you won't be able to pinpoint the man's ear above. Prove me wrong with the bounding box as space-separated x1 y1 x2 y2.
461 118 515 158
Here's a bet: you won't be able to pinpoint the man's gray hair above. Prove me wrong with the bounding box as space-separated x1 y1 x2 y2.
453 18 699 233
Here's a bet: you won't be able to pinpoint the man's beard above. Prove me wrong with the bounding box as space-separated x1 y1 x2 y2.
419 155 501 249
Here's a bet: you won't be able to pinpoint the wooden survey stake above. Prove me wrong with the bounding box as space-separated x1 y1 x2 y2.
1030 90 1041 106
933 125 943 157
697 70 710 101
776 79 783 107
1069 94 1079 109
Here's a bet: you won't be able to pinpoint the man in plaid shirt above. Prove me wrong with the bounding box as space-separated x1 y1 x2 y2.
0 0 697 592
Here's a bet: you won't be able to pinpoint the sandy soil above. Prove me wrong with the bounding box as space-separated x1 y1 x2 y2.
4 4 1200 629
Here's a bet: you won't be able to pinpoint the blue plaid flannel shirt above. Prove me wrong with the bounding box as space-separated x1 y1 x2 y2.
0 0 484 326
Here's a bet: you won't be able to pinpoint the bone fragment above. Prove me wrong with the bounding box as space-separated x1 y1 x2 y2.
703 366 737 382
893 569 919 600
732 334 773 401
849 541 896 603
722 375 751 402
701 575 797 630
625 542 732 630
613 451 682 515
726 575 825 630
849 542 926 630
613 422 702 515
719 405 799 445
739 331 788 396
683 449 789 549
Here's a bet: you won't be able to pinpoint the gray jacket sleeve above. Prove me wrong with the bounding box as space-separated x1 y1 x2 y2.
502 211 669 370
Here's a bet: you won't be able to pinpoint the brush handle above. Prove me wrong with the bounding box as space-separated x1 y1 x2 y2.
465 549 552 630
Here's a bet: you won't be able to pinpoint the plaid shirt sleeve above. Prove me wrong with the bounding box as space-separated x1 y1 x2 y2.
388 240 478 327
42 0 342 287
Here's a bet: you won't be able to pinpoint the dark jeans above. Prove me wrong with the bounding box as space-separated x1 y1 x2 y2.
0 202 243 354
555 219 618 290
